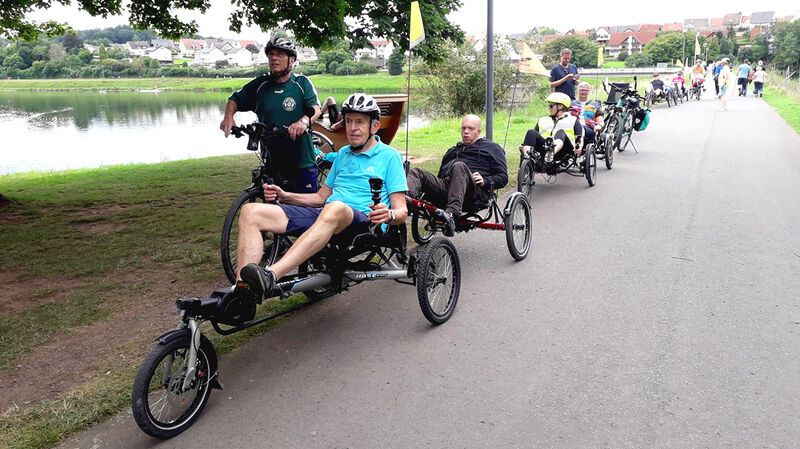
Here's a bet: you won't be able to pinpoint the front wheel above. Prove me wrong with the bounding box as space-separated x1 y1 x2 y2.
606 115 623 152
583 146 597 186
411 212 436 245
504 193 532 261
132 334 217 439
603 133 615 169
221 190 284 284
416 237 460 325
517 158 535 201
619 114 634 152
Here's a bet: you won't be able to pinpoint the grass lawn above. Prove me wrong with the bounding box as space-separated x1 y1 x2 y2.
602 61 626 68
762 86 800 135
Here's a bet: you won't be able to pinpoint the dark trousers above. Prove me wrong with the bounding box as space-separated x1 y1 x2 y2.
407 162 485 216
714 76 720 95
522 129 575 160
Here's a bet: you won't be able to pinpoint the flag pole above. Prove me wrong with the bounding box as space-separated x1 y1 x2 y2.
502 70 519 150
405 52 412 165
406 0 425 167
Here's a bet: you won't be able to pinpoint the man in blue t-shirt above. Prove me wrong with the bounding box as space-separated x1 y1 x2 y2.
549 48 580 100
235 93 408 301
220 37 322 193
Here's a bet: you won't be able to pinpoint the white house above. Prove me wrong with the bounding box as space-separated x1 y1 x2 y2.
252 48 268 66
126 41 151 57
297 46 318 63
226 48 253 66
179 39 205 57
195 46 226 65
146 46 173 63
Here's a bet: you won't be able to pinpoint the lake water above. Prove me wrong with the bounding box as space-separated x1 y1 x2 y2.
0 90 423 175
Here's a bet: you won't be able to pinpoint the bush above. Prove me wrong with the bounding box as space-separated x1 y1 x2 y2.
625 52 653 67
617 52 628 62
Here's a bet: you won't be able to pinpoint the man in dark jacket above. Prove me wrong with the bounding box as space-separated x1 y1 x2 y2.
406 114 508 236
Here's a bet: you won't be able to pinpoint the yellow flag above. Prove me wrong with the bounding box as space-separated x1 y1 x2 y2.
694 34 701 56
518 43 549 76
410 1 425 49
597 46 604 66
676 59 684 68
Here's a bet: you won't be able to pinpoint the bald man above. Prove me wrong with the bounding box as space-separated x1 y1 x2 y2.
406 114 508 236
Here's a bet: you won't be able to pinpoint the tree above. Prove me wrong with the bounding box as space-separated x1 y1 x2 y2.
62 33 83 54
245 44 259 54
771 21 800 70
624 52 653 67
3 0 463 64
388 47 405 75
642 31 685 63
540 35 598 68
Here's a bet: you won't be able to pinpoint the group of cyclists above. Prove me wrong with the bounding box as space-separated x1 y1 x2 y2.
219 36 513 304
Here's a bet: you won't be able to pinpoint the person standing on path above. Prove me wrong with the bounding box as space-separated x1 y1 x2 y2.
713 60 723 96
752 65 766 97
549 48 580 100
736 59 752 97
718 59 731 111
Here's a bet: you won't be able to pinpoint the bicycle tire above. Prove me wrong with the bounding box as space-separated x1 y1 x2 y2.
416 237 460 325
620 114 634 152
516 158 535 201
584 146 597 187
411 212 436 245
312 130 335 187
221 190 283 284
606 115 624 151
504 193 532 261
603 132 615 169
132 334 217 439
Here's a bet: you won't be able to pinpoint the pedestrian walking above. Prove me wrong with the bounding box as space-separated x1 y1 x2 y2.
752 65 766 97
736 59 752 97
718 58 731 111
713 60 722 96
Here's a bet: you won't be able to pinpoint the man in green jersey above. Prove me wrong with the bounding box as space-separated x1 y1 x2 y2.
220 37 322 192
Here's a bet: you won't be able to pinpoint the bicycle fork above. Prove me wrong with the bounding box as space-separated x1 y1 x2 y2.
182 319 202 391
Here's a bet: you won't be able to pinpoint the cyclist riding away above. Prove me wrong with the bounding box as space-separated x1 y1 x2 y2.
234 93 409 301
519 92 585 163
220 37 322 193
549 48 580 100
406 114 508 237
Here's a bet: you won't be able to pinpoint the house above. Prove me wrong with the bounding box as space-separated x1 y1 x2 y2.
83 44 99 53
151 39 175 50
239 40 259 51
663 23 683 31
146 46 173 63
126 41 151 57
225 47 252 66
252 48 268 66
605 32 657 58
722 12 743 28
749 27 765 41
194 46 226 65
709 18 724 28
371 40 394 61
606 25 639 33
179 39 205 57
639 24 660 33
296 46 317 63
684 18 709 30
596 27 611 44
749 11 776 27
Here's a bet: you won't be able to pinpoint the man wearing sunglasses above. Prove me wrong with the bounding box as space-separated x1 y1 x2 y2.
519 92 585 163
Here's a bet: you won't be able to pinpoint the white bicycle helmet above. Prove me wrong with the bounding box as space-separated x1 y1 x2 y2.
341 93 381 121
265 37 297 58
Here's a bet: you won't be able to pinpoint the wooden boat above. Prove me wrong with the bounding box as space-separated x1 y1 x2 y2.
311 94 407 152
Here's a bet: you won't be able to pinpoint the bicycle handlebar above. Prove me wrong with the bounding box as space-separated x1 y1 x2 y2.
230 122 291 140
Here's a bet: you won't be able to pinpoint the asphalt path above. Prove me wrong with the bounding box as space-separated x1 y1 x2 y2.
58 93 800 449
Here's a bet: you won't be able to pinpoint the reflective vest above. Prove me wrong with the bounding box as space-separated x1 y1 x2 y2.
537 114 577 140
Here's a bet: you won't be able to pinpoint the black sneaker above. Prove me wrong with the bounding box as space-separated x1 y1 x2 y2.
435 209 456 237
239 263 275 302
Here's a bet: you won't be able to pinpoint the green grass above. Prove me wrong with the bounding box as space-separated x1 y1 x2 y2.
602 61 625 68
762 86 800 135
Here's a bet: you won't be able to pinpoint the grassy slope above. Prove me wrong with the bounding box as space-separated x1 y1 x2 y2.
762 87 800 135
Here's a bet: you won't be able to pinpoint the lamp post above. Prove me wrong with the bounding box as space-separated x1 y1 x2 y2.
486 0 494 140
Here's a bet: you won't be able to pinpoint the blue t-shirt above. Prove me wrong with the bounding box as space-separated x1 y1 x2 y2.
737 64 751 79
550 64 579 99
324 137 408 214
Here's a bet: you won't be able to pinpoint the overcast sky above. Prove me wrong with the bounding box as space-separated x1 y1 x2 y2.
30 0 800 41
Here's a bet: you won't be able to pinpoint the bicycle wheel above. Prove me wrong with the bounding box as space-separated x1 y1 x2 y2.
619 114 634 152
603 132 615 169
221 190 283 284
644 94 652 109
416 237 460 325
584 146 597 186
516 158 535 201
312 131 335 187
606 115 624 151
132 334 217 439
411 212 436 245
504 193 532 261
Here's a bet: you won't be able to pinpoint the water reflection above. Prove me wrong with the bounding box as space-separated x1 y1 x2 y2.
0 91 258 175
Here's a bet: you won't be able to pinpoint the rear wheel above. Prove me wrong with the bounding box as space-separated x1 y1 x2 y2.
504 193 532 261
221 190 284 284
584 146 597 186
516 158 535 201
416 237 460 325
619 114 634 152
132 334 217 439
606 115 623 151
312 131 335 187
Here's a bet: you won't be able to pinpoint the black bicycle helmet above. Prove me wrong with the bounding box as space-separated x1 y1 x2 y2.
264 37 297 58
341 93 381 121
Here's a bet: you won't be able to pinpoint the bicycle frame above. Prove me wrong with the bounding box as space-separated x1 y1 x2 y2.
407 195 506 232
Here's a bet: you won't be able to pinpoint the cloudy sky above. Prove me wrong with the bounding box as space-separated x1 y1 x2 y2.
30 0 800 40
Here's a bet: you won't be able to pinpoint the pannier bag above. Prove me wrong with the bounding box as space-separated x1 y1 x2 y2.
633 108 650 132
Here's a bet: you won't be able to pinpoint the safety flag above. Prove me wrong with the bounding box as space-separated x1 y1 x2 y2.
694 34 701 56
597 46 604 67
410 1 425 49
676 59 684 68
518 42 549 76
